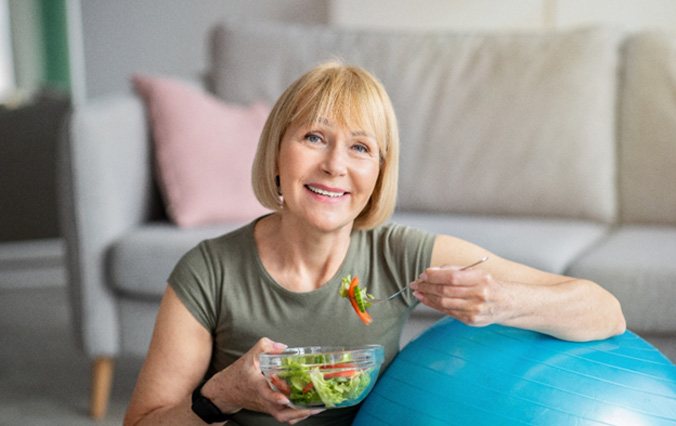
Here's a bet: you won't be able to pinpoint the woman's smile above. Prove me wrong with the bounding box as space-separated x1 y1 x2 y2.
305 183 349 200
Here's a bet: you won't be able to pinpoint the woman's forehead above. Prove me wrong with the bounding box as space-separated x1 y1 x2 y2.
298 114 377 135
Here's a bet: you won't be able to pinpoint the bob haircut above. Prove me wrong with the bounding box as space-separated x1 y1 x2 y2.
252 60 400 230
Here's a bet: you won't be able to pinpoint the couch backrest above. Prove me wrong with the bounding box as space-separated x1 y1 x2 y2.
209 21 621 223
619 32 676 225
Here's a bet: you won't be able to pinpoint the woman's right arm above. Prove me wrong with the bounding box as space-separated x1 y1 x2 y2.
124 286 322 425
123 285 216 425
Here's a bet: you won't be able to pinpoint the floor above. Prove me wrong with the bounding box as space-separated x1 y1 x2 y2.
0 285 140 426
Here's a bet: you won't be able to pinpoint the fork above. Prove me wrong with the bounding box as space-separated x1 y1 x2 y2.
369 256 489 305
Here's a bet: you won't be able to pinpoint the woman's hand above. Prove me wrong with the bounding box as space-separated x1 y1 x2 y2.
422 236 626 340
410 265 513 327
202 337 324 425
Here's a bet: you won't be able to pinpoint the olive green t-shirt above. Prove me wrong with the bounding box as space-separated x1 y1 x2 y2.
169 219 435 426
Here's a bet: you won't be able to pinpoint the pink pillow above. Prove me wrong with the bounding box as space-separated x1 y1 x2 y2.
132 74 270 227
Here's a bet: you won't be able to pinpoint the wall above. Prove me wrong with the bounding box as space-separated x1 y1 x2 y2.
330 0 676 31
79 0 329 99
331 0 548 31
7 0 44 97
0 0 14 99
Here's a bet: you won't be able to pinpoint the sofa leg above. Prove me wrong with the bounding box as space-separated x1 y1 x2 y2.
91 356 114 419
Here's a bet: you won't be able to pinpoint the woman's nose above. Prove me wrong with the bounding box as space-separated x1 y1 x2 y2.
322 143 348 176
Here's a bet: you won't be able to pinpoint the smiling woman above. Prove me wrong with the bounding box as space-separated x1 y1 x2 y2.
252 61 400 230
124 60 625 426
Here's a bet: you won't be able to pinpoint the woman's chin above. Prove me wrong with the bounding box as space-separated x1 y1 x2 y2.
301 212 355 234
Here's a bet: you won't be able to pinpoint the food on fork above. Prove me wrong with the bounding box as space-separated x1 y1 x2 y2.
338 275 374 325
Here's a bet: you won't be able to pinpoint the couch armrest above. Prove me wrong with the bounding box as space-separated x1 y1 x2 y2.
58 94 157 357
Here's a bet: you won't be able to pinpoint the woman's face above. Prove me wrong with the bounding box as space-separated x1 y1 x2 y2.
277 116 381 233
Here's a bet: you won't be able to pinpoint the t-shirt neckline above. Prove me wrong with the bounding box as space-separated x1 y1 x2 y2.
246 218 359 299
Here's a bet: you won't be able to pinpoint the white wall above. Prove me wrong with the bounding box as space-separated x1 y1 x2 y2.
556 0 676 30
331 0 548 31
0 0 14 101
7 0 44 96
79 0 329 99
330 0 676 31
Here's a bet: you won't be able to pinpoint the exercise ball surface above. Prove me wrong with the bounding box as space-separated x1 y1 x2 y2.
354 318 676 426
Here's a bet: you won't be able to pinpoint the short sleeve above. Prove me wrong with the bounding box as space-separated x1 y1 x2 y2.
385 224 435 268
379 223 436 306
168 242 219 332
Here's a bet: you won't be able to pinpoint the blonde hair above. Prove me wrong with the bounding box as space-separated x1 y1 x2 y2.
252 61 399 230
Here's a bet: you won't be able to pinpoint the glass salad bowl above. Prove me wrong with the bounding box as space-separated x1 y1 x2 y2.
259 344 384 409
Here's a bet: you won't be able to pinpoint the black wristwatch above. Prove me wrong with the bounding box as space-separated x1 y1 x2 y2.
191 380 234 424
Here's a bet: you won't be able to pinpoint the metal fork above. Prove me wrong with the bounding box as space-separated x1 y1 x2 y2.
369 256 489 305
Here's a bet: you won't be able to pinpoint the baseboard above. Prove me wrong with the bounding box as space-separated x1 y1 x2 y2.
0 238 66 289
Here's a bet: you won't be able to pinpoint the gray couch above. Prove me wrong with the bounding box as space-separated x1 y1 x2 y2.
59 21 676 418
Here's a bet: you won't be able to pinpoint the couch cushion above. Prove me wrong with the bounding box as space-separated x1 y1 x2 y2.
109 222 247 298
392 212 607 274
565 225 676 333
132 74 270 227
210 22 620 223
619 33 676 225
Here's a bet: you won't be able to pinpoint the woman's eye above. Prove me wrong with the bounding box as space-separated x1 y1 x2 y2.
305 133 323 144
352 143 369 154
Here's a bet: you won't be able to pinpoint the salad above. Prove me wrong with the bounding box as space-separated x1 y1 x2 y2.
267 353 373 408
339 275 374 325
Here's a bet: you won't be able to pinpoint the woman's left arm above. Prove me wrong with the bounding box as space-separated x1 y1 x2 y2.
411 235 626 342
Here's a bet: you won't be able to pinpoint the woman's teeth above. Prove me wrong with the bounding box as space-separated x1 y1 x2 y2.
306 185 345 198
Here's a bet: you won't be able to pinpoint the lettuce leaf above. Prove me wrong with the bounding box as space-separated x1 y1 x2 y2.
278 355 371 408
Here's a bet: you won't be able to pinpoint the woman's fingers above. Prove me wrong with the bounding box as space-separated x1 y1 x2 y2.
287 409 325 424
253 337 288 357
412 266 501 326
269 406 324 424
418 267 488 286
415 289 493 325
249 337 287 373
412 269 491 297
258 377 290 405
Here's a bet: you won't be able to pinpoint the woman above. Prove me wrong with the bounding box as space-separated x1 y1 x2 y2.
124 62 625 425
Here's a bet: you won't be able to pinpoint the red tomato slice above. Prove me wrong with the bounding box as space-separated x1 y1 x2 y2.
323 369 359 379
269 374 290 396
347 276 373 325
320 362 357 370
302 382 314 394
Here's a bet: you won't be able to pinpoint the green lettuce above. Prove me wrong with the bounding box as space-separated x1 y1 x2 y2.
308 368 370 408
277 355 372 408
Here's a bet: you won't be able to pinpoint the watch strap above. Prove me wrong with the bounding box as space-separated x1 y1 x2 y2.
191 380 233 423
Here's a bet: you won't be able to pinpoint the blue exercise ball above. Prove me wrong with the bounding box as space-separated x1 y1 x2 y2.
354 317 676 426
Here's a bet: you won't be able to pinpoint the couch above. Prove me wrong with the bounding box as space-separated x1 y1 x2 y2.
59 21 676 419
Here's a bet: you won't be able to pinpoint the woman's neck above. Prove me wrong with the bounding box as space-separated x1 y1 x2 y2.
254 213 353 292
